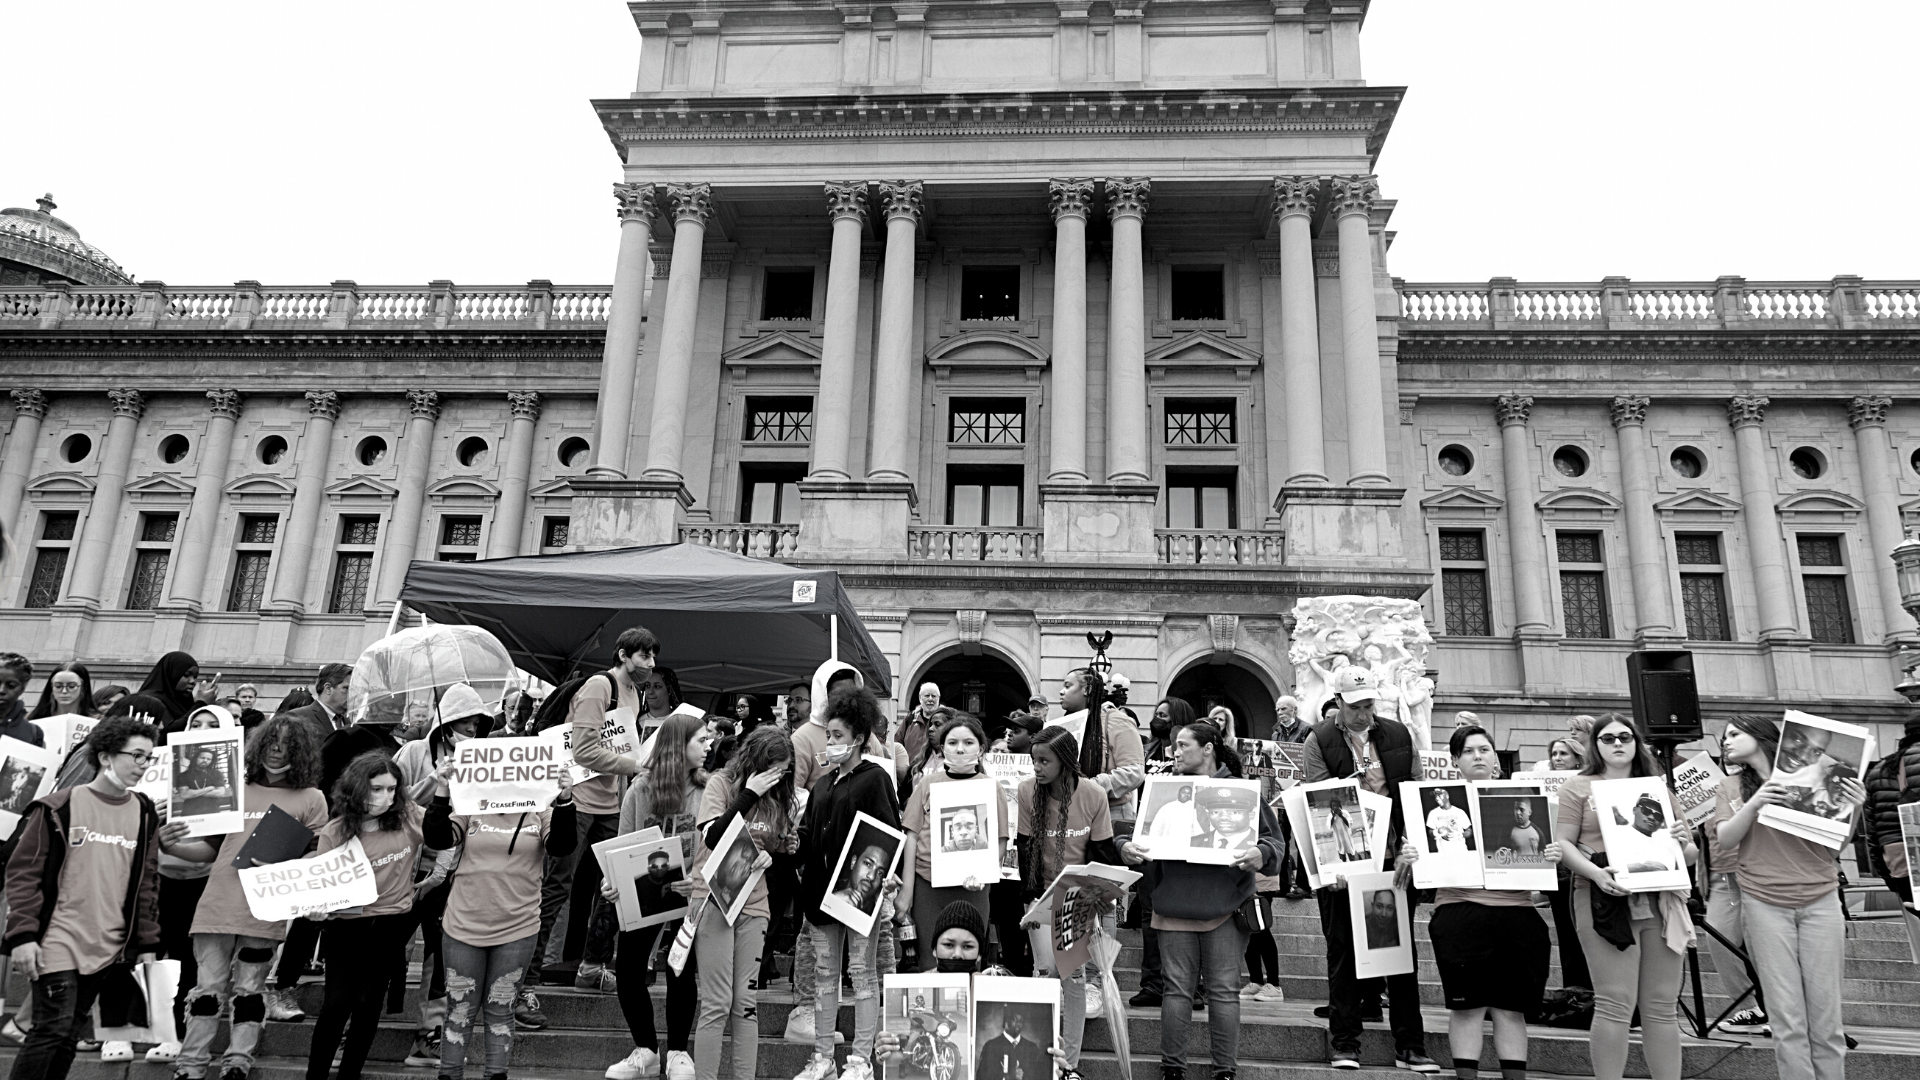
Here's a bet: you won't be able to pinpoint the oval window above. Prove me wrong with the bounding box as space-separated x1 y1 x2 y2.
357 436 388 467
1552 446 1588 478
558 436 590 469
257 435 288 465
1789 447 1825 480
1670 447 1704 479
159 434 190 464
1437 445 1474 476
61 433 92 463
456 436 490 468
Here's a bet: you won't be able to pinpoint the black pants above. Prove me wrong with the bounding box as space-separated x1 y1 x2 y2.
1316 885 1425 1055
389 880 450 1014
987 879 1032 977
533 811 619 976
275 916 325 990
1547 870 1592 990
159 874 209 1029
613 924 695 1053
305 914 410 1080
1136 886 1163 993
8 969 108 1080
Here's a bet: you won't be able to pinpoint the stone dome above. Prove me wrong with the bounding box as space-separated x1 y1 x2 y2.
0 194 134 286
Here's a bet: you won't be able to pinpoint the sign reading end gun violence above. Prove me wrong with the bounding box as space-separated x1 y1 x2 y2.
238 836 378 921
448 736 566 815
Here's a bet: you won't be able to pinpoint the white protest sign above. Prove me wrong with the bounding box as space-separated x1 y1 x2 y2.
1513 769 1576 799
1420 751 1461 781
448 736 567 815
1670 751 1728 828
135 746 174 803
537 724 593 785
982 752 1032 880
238 835 379 920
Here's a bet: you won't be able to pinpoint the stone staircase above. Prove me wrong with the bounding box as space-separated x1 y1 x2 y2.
5 897 1919 1080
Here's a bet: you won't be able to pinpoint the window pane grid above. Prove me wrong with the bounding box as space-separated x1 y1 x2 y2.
1438 530 1486 563
1797 535 1844 567
1165 408 1235 445
1556 532 1602 564
1560 570 1609 638
240 515 277 544
329 554 373 613
141 514 178 543
1442 568 1492 636
341 518 379 545
542 518 570 548
126 550 171 610
950 408 1024 445
748 408 813 442
25 548 68 608
227 551 271 611
42 512 77 542
1675 534 1721 565
1803 575 1854 644
1680 574 1731 640
441 518 482 547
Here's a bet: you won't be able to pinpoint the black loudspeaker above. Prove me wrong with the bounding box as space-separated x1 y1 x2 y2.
1627 650 1702 741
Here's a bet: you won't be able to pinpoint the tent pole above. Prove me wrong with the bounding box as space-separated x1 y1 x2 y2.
386 601 406 637
830 613 839 661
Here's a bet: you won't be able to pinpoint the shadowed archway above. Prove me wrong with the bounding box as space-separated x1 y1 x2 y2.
1166 656 1279 740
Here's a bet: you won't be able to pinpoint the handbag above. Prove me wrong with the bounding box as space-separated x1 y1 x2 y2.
1233 893 1271 934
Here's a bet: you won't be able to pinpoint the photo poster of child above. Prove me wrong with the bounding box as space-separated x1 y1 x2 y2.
1591 776 1691 892
1759 710 1874 848
970 976 1058 1080
704 814 768 927
929 776 1002 888
1468 781 1557 891
0 735 60 836
982 752 1032 880
603 834 690 931
1345 870 1414 979
1396 780 1482 890
883 973 971 1080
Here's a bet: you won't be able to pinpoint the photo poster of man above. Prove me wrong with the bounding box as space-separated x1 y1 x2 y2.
1299 777 1374 879
1396 780 1482 890
983 753 1033 879
1136 775 1200 858
0 735 61 836
1345 870 1414 979
1759 710 1874 848
970 975 1059 1080
1590 776 1691 892
1185 778 1264 865
929 776 1001 888
168 725 244 837
1669 751 1729 828
883 972 972 1080
703 813 768 926
1468 781 1557 891
821 810 907 936
600 833 689 931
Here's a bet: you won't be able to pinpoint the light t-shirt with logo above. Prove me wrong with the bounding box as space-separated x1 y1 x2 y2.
314 803 426 918
190 783 330 940
442 808 555 947
40 787 142 975
1014 777 1112 886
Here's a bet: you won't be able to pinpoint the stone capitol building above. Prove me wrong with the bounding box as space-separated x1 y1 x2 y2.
5 0 1918 758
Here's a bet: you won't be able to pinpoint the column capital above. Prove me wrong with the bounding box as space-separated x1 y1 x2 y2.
10 388 48 419
1271 175 1318 219
1327 174 1380 218
665 182 714 225
1496 394 1533 428
305 390 341 421
875 180 924 224
1727 395 1770 429
612 182 657 224
1849 395 1892 429
1104 177 1151 221
824 181 870 225
1048 178 1096 222
406 389 442 421
205 388 243 420
507 390 542 421
1609 395 1650 428
107 388 145 420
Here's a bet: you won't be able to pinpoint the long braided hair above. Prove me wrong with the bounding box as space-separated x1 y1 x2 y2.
1066 667 1109 779
1725 714 1781 802
1024 725 1083 888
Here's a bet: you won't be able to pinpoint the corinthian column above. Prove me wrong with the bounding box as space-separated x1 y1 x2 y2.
489 391 541 558
268 391 340 612
1497 394 1551 633
1329 175 1391 485
377 390 441 607
809 181 870 480
165 390 243 609
0 389 48 544
1727 396 1799 639
1850 395 1914 641
867 181 924 482
589 183 656 478
1048 179 1094 482
65 389 145 606
1273 177 1327 485
1611 395 1678 641
640 182 713 483
1104 177 1151 484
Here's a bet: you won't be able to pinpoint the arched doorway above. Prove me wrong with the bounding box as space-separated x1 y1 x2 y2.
911 650 1032 726
1167 657 1279 740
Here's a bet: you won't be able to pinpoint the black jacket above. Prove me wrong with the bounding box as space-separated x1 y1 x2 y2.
1308 713 1417 856
1864 736 1920 882
797 759 900 927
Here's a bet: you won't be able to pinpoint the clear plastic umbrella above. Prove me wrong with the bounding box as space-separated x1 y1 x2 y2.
347 624 521 724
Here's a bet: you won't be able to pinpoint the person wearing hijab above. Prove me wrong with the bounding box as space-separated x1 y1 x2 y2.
136 651 217 729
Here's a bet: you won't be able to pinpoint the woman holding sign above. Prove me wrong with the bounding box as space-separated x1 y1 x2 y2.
898 713 1005 970
1554 714 1696 1080
1712 714 1858 1080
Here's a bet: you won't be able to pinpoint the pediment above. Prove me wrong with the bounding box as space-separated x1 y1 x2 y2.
224 473 296 500
1536 487 1623 516
124 472 196 499
722 331 822 371
1654 488 1744 518
426 475 501 499
25 471 95 496
925 329 1050 372
1420 485 1503 516
1779 488 1865 521
325 474 398 500
529 478 577 497
1145 330 1263 369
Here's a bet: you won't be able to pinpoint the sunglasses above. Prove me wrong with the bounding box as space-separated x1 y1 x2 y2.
1595 732 1637 747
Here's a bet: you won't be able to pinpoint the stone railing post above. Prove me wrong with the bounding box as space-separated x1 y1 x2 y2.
324 280 360 330
1713 275 1749 329
36 281 70 330
527 279 554 330
1601 276 1635 330
1488 277 1518 330
227 280 262 330
430 279 456 329
133 281 167 329
1829 275 1867 330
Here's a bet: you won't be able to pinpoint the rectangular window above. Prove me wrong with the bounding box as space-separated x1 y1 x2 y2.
744 396 813 443
125 512 179 610
760 268 816 321
225 514 279 612
328 516 379 613
1676 532 1731 641
740 463 806 524
949 398 1025 445
1169 266 1225 321
1165 468 1236 529
24 511 78 609
1797 535 1854 644
1164 399 1236 446
959 266 1020 321
947 465 1023 527
1438 529 1493 636
541 517 571 552
437 516 482 562
1556 531 1610 639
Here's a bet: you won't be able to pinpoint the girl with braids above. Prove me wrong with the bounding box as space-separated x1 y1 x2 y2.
1712 714 1859 1080
1015 725 1120 1080
1045 667 1146 837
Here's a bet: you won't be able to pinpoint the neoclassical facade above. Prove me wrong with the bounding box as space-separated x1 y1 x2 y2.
3 0 1916 758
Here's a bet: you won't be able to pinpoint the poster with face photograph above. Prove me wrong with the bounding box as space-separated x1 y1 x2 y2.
1137 775 1263 864
1591 777 1690 892
596 833 689 931
1468 781 1557 891
1345 871 1414 979
883 973 972 1080
169 725 244 836
982 753 1032 880
821 810 906 935
1270 743 1306 787
970 976 1058 1080
1397 780 1482 890
1280 787 1323 889
703 814 767 926
929 777 1001 888
1757 710 1873 848
0 736 61 836
1298 777 1376 880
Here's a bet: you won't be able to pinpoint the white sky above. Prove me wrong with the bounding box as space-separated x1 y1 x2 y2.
7 1 1915 287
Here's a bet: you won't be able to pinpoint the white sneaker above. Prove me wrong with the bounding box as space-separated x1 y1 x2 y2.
606 1048 659 1080
784 1007 816 1044
1254 983 1285 1002
100 1042 135 1063
264 988 306 1022
145 1042 182 1063
1239 983 1261 999
792 1053 838 1080
665 1051 695 1080
1084 984 1104 1019
841 1056 874 1080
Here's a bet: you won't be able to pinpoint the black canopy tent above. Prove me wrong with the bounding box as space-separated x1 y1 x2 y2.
396 543 892 697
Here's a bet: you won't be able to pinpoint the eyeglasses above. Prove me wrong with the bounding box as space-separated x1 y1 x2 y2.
116 749 156 766
1594 733 1637 747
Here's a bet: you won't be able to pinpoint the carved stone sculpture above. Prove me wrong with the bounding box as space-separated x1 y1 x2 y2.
1288 595 1437 750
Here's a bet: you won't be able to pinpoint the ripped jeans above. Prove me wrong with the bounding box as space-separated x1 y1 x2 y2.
179 933 280 1078
438 932 539 1080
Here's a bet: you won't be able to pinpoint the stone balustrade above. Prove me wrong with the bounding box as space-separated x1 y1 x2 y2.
679 523 801 560
908 526 1045 563
1398 276 1920 331
1156 529 1285 566
0 281 612 331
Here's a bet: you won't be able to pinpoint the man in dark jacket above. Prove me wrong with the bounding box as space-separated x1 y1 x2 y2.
3 716 163 1080
272 663 354 753
1864 714 1920 903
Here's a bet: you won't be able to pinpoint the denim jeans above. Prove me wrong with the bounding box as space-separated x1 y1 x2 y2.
1704 873 1755 1009
809 920 878 1058
533 811 619 976
1575 900 1683 1080
179 933 279 1077
1157 919 1249 1072
439 932 539 1080
693 906 766 1080
1026 922 1090 1068
1743 891 1846 1080
10 968 107 1080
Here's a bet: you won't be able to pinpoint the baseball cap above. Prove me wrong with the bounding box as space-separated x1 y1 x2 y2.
1334 667 1378 704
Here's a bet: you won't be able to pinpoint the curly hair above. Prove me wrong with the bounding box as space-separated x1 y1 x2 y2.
331 751 411 835
643 712 708 822
1023 725 1083 891
86 715 160 767
245 714 322 789
823 684 885 749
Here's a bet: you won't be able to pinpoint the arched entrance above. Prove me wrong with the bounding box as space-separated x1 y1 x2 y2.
1167 657 1279 740
910 649 1032 725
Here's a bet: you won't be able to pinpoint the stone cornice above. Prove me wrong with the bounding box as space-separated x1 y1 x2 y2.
1395 329 1920 364
806 560 1434 600
0 331 607 364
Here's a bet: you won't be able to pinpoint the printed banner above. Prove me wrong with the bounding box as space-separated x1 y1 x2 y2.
134 746 174 803
238 835 379 920
1270 743 1307 787
168 726 245 837
1420 751 1462 781
1026 863 1140 976
0 735 61 836
1512 769 1576 799
1670 752 1728 828
448 736 566 815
